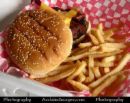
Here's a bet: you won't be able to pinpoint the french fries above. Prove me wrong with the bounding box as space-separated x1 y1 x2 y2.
95 61 114 67
67 79 89 91
88 56 94 68
78 42 92 48
88 67 95 81
36 67 75 83
104 67 110 74
100 43 126 52
83 56 95 83
102 56 116 63
65 50 122 62
35 22 130 96
92 29 105 43
91 50 123 58
89 53 130 88
93 67 101 78
77 72 86 82
67 61 86 79
88 56 95 80
88 33 99 45
82 56 95 83
47 64 74 76
97 23 103 33
89 46 100 52
106 38 115 42
67 22 129 95
64 51 96 62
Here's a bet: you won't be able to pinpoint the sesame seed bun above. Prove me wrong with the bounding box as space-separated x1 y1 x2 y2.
5 9 73 78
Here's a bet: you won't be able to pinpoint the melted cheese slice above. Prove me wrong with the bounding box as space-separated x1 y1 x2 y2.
40 3 77 26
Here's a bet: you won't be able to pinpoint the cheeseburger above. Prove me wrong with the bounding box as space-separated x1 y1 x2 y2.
5 3 89 79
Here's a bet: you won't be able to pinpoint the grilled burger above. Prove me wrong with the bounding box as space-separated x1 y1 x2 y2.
5 3 89 79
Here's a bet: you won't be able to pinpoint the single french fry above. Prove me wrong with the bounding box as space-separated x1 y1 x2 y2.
84 56 95 83
88 56 94 68
92 74 118 96
89 46 100 52
78 42 92 48
93 67 101 78
88 33 99 45
67 79 89 91
68 61 86 79
92 29 105 43
95 61 114 67
112 43 126 48
102 56 116 63
47 64 74 76
65 50 122 62
77 72 86 82
65 52 88 62
100 43 126 51
87 56 95 82
36 67 76 83
101 46 120 52
56 64 74 71
97 23 103 32
64 51 97 62
106 38 115 42
104 67 110 73
97 23 104 38
89 56 95 79
89 53 130 88
100 43 125 52
92 50 122 58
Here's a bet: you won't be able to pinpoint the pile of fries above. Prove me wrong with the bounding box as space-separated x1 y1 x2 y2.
36 23 130 96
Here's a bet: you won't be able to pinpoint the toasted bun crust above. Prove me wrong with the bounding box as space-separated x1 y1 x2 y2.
5 9 73 78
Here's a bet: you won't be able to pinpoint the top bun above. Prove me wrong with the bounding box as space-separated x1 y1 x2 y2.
5 9 73 78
